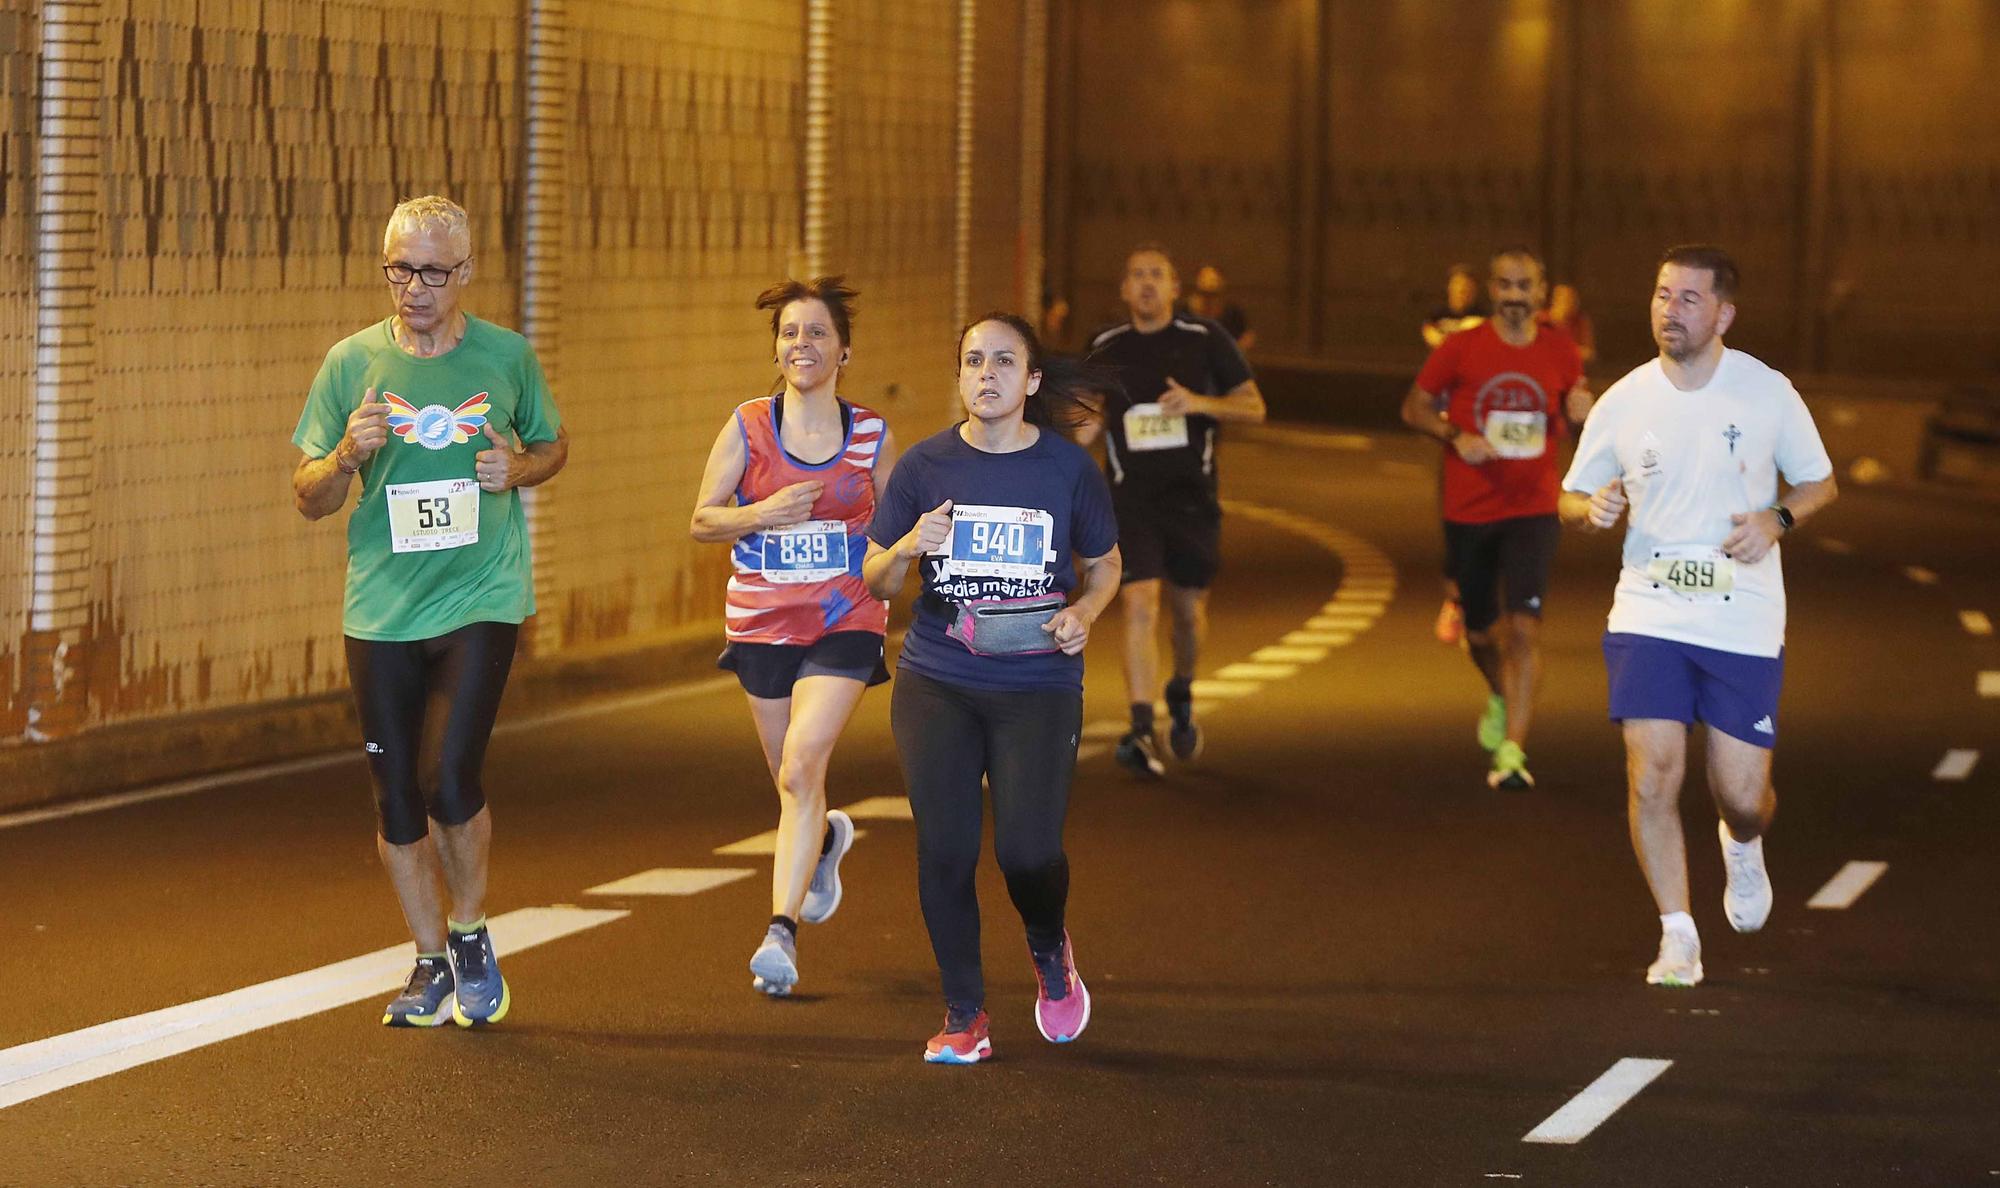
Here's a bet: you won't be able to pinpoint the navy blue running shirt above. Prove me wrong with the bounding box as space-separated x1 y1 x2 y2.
869 424 1118 692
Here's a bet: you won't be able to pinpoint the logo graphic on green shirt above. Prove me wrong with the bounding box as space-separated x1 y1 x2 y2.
384 390 491 450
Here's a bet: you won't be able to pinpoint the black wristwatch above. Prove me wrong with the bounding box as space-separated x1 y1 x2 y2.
1769 504 1795 533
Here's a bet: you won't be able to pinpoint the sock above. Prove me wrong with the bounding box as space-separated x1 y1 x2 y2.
1130 701 1155 736
1165 677 1193 726
1660 911 1696 937
448 917 486 936
416 951 447 962
770 914 798 941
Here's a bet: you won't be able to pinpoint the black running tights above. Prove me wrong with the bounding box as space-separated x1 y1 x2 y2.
890 668 1081 1011
345 621 519 845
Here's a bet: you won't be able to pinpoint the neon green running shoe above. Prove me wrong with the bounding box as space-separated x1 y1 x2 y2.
1487 740 1534 790
1476 694 1508 753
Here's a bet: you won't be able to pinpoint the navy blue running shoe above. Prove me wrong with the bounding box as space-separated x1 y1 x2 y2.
446 925 510 1027
382 955 454 1028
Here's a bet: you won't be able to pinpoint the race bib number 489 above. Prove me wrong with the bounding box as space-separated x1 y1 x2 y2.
760 520 850 584
940 504 1057 580
387 479 479 553
1645 546 1735 602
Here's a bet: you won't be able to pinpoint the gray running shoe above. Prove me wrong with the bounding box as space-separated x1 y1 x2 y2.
1115 731 1166 779
800 809 855 925
446 926 510 1026
382 955 454 1028
749 924 799 997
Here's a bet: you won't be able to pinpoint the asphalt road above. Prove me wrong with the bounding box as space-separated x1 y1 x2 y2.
2 427 1995 1187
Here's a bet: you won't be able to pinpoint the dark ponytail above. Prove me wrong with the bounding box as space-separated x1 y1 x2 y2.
956 311 1122 433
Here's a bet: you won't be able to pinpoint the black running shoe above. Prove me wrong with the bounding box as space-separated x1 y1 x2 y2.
1115 730 1166 779
1168 715 1203 762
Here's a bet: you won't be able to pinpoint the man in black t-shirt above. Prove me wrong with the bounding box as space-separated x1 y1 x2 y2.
1078 244 1267 777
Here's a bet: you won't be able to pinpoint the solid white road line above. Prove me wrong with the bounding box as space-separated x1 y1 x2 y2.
1980 672 2000 698
838 795 914 821
1807 861 1889 910
0 905 629 1111
584 868 754 896
1960 611 1993 636
1933 749 1980 781
1251 645 1328 664
1522 1058 1673 1144
1904 566 1939 585
0 675 741 833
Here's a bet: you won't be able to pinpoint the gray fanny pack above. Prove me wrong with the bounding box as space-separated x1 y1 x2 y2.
944 594 1066 656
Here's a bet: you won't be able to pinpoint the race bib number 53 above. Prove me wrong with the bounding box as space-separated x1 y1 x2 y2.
387 479 479 553
1645 546 1735 602
940 504 1057 580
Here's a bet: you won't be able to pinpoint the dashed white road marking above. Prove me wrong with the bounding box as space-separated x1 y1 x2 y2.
1522 1058 1673 1144
585 868 754 896
1933 749 1979 781
1904 565 1939 585
1961 611 1993 636
0 905 629 1111
1077 743 1109 762
715 827 870 856
1807 861 1888 910
1214 662 1300 681
1308 615 1377 631
1815 537 1853 555
1251 645 1329 664
839 795 914 821
1282 631 1354 647
1979 672 2000 699
1186 679 1262 699
1082 721 1130 741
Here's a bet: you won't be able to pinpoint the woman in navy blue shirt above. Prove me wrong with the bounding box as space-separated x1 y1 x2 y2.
864 313 1121 1064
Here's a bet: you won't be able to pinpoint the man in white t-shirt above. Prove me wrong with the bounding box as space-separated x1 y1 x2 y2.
1559 244 1838 988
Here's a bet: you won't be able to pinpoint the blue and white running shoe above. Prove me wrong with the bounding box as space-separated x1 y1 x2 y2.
382 955 454 1028
447 925 511 1026
749 924 799 997
800 809 855 925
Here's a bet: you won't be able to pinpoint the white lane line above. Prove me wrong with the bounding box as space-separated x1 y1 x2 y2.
1980 672 2000 698
1933 749 1980 781
1186 679 1262 699
1324 600 1385 615
1282 631 1354 647
584 868 754 896
0 675 741 833
1082 720 1130 741
1815 537 1853 555
1308 615 1377 631
1962 611 1994 636
714 827 870 856
1522 1058 1673 1144
1077 743 1108 762
1807 861 1888 910
1251 645 1328 664
1214 662 1299 681
0 905 628 1111
839 795 913 821
1904 566 1939 585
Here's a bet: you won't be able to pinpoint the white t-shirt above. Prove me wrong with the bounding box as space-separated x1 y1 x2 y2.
1561 348 1833 658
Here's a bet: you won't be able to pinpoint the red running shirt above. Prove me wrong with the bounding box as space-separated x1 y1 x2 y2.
1415 322 1584 524
725 396 890 644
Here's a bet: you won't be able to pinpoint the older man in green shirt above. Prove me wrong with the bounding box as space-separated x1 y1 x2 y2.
292 195 568 1028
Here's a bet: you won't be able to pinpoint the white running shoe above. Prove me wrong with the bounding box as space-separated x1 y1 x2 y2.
1718 819 1773 934
1646 928 1703 987
800 809 855 925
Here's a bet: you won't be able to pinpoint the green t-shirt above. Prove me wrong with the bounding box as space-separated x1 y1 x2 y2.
292 316 563 642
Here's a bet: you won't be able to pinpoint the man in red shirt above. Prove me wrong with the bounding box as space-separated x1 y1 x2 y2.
1401 246 1592 789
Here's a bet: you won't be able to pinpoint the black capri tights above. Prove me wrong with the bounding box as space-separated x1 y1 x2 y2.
890 668 1082 1012
344 621 519 845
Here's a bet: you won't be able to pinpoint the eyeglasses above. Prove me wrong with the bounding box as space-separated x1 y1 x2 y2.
382 259 469 288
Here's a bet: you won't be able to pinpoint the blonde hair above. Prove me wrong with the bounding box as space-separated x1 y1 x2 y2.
383 195 472 258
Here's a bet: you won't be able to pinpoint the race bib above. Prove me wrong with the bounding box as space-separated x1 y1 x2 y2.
1483 410 1547 459
1645 546 1735 603
1123 403 1190 452
387 479 479 554
760 519 850 584
939 504 1057 580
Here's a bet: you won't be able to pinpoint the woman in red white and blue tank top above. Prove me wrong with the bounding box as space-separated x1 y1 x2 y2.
690 277 901 999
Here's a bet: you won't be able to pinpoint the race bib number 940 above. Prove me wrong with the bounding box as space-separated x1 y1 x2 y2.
387 479 480 553
1645 546 1735 602
760 520 850 584
1482 410 1548 459
940 504 1057 580
1123 403 1190 452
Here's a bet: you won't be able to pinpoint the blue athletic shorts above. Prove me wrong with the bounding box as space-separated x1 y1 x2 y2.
1602 632 1784 749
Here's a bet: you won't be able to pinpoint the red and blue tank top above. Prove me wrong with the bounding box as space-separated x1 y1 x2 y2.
726 395 889 644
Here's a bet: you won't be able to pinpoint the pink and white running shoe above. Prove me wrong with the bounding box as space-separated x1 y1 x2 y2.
1030 931 1092 1043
